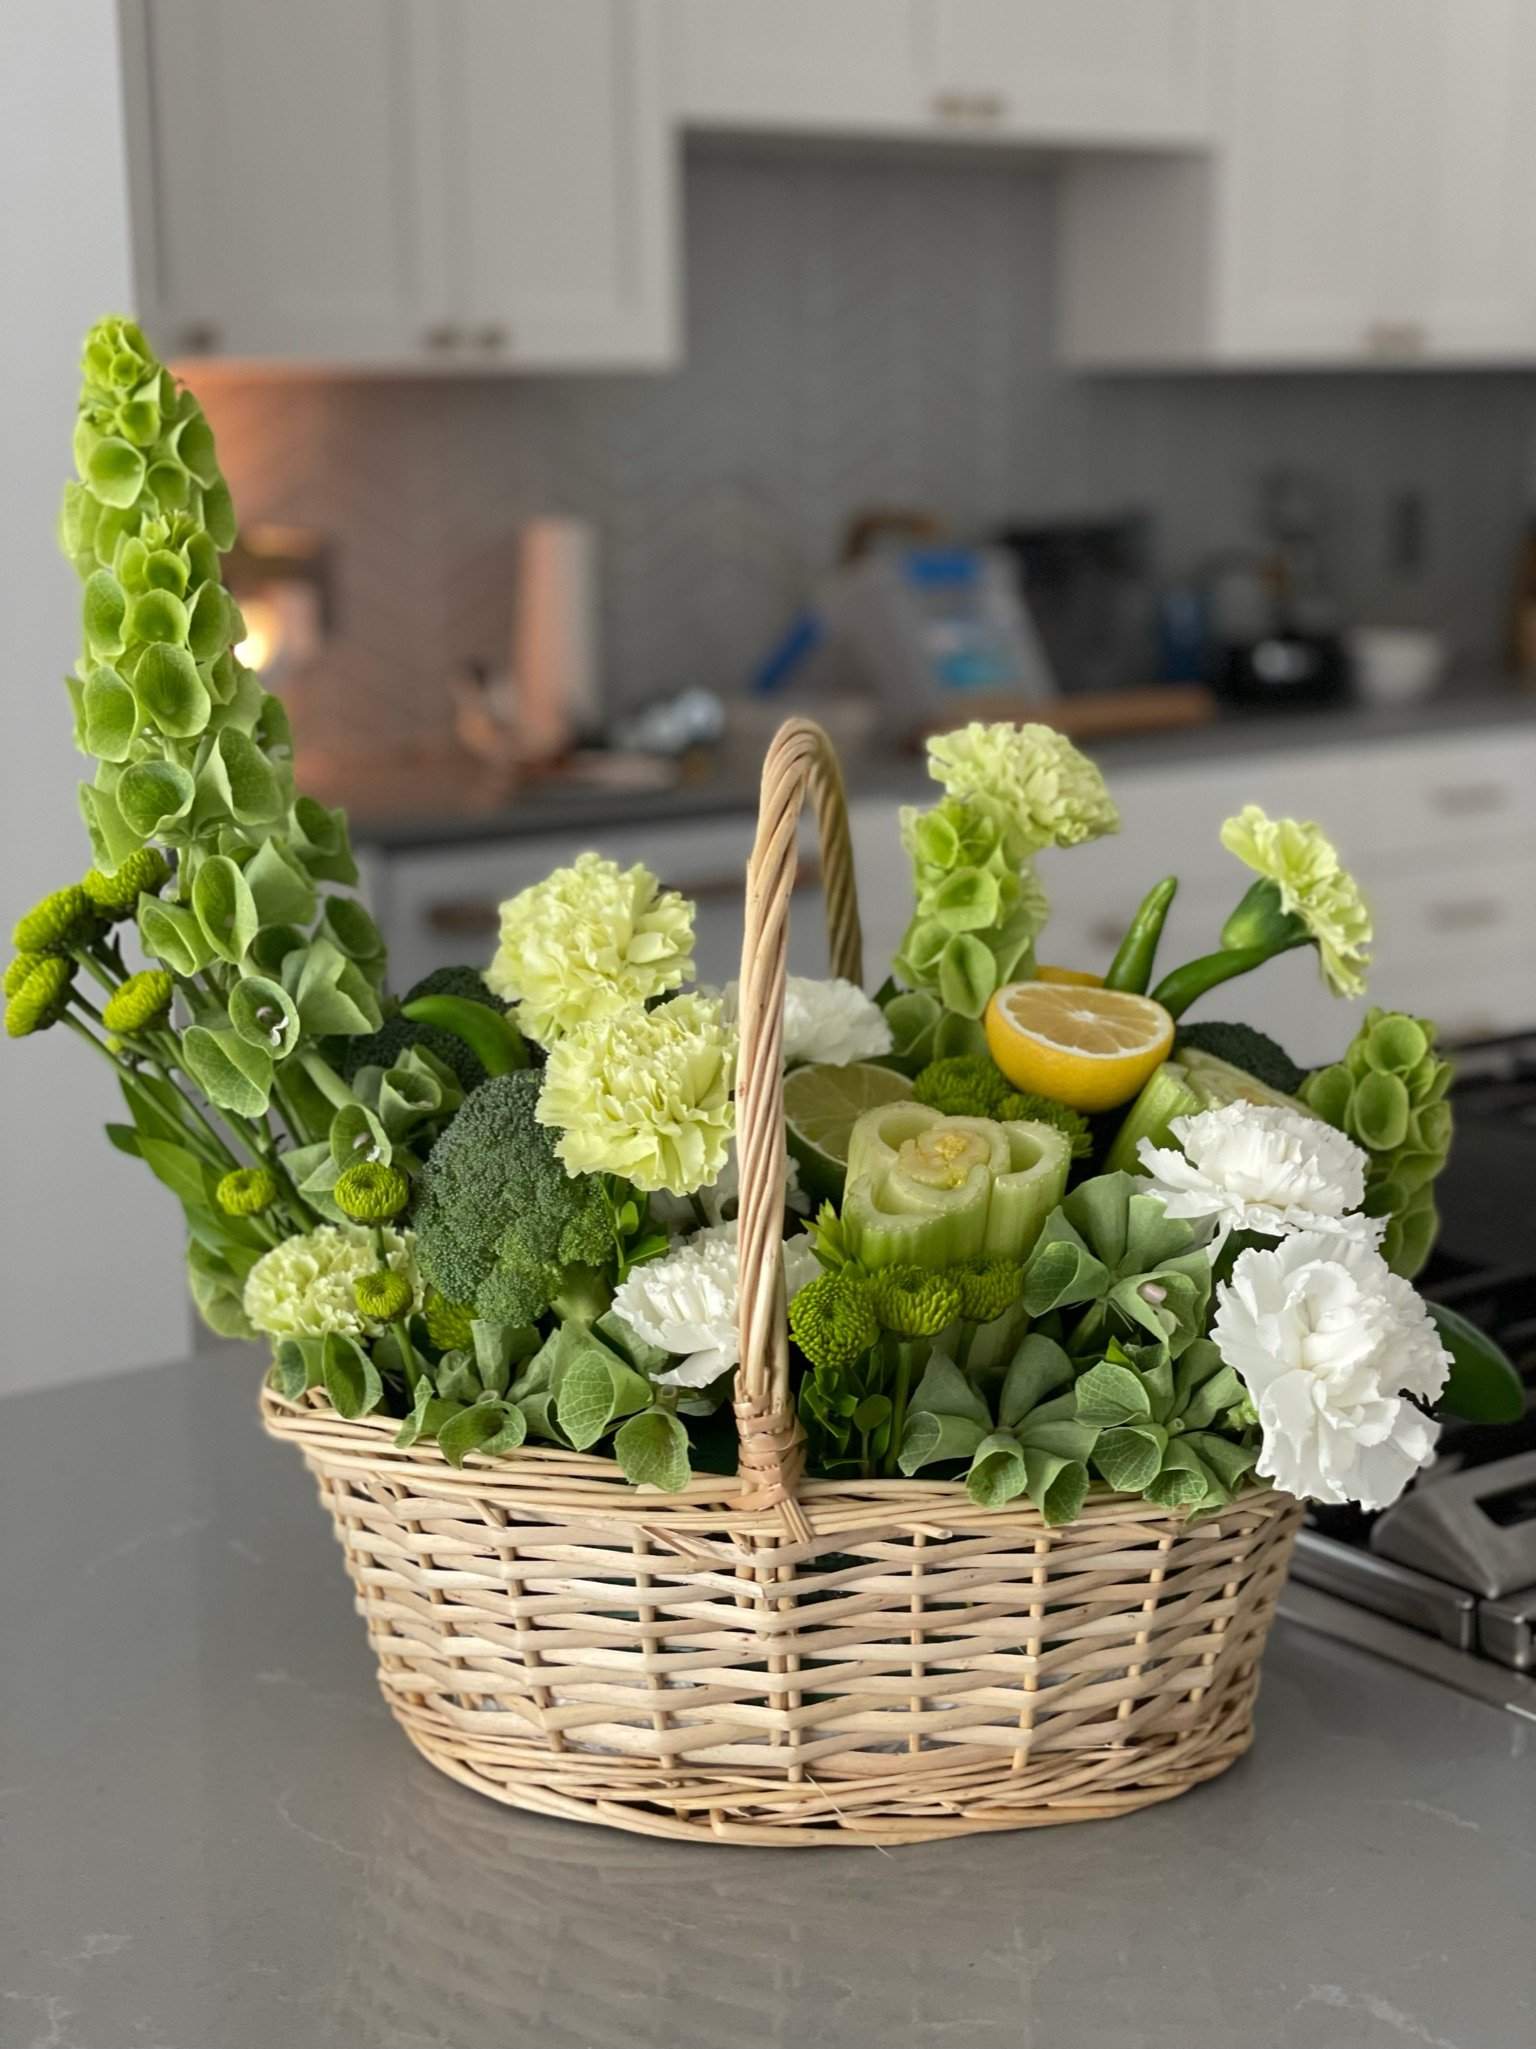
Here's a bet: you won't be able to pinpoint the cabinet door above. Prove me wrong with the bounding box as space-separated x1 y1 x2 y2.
925 0 1213 145
1216 0 1391 359
123 0 447 364
437 0 679 369
669 0 926 132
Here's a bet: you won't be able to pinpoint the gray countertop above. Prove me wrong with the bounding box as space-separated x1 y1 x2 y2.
3 1357 1533 2049
343 685 1536 854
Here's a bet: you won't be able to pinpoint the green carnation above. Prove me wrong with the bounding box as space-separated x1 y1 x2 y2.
4 956 73 1038
948 1257 1026 1324
354 1269 414 1322
217 1166 279 1217
4 953 46 999
243 1223 416 1340
1220 806 1371 998
868 1265 963 1338
82 848 171 920
927 722 1119 854
102 969 174 1035
12 884 96 955
423 1286 475 1352
334 1160 411 1223
787 1270 879 1373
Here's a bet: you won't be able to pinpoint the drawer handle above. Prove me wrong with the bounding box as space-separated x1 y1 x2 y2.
931 90 1008 125
1422 897 1505 932
1364 319 1427 359
1428 781 1510 815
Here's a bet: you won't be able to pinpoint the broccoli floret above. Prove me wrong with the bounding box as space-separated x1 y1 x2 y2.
787 1270 879 1373
947 1257 1025 1324
1174 1021 1306 1098
912 1054 1010 1119
341 965 510 1091
994 1090 1093 1160
868 1265 962 1338
415 1071 613 1326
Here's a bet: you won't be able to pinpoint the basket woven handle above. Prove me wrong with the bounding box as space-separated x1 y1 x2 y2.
732 718 863 1514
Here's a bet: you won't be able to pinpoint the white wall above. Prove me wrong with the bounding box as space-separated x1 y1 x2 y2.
0 1 187 1393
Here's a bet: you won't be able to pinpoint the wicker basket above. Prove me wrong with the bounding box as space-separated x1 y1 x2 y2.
263 717 1302 1847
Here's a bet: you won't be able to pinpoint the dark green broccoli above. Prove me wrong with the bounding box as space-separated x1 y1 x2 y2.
415 1071 613 1326
1174 1021 1306 1098
913 1053 1009 1119
341 965 510 1090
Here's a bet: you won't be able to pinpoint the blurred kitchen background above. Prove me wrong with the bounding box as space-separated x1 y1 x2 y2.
6 0 1536 1388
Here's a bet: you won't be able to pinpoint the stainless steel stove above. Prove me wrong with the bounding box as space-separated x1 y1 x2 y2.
1279 1032 1536 1718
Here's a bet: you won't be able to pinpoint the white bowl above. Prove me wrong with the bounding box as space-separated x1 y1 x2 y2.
1347 627 1446 705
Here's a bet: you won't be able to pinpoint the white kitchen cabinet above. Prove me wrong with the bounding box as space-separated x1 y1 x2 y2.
925 1 1212 147
669 0 927 133
121 0 678 371
1059 0 1536 367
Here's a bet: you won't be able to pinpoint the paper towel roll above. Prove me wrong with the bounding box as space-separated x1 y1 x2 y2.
512 518 601 760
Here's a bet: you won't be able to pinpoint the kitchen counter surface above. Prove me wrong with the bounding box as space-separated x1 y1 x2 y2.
329 682 1536 853
4 1357 1533 2049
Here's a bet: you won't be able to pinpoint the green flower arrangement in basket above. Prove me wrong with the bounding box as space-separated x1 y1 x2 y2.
10 319 1521 1520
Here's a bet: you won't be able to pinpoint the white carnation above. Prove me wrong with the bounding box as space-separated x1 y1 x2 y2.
718 974 892 1069
611 1222 821 1390
1212 1231 1450 1509
1137 1101 1376 1250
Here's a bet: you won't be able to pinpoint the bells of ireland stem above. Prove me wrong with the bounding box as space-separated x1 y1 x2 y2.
841 1103 1069 1269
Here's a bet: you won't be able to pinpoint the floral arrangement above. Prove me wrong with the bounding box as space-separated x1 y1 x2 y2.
9 321 1519 1518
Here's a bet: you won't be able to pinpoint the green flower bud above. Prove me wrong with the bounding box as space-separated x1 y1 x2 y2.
102 968 174 1035
354 1269 414 1322
423 1286 475 1353
4 952 46 999
948 1256 1026 1325
787 1270 879 1374
11 884 96 955
5 956 74 1038
334 1159 411 1223
868 1264 963 1338
216 1166 280 1216
82 847 172 920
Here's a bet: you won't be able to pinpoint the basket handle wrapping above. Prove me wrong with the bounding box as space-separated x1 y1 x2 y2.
732 719 863 1515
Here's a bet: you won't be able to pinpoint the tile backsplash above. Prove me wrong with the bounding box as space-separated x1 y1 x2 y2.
195 148 1536 762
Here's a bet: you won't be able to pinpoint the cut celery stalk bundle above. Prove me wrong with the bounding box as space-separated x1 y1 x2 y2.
841 1104 1070 1269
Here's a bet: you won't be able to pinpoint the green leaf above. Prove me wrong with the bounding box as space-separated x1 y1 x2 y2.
1431 1302 1524 1424
395 1392 465 1450
105 1121 141 1157
470 1319 539 1398
186 580 232 662
898 1407 991 1475
595 1309 673 1378
1022 1450 1089 1525
965 1431 1030 1506
192 854 259 965
127 586 190 648
1073 1359 1153 1427
556 1346 653 1451
438 1397 527 1466
86 434 147 508
1353 1068 1411 1152
930 866 1002 933
1183 1432 1260 1491
228 974 301 1059
1094 1424 1167 1494
180 1025 274 1117
283 938 383 1037
78 780 143 871
937 932 997 1018
213 727 285 825
82 569 128 657
82 665 139 761
243 839 317 927
273 1337 324 1401
613 1408 691 1492
1147 1440 1219 1509
320 1332 383 1420
998 1334 1074 1428
133 641 211 738
137 1135 214 1208
137 895 213 976
118 757 195 838
1022 1227 1108 1318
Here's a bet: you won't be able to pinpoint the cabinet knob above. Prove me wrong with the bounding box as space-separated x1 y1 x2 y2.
423 323 462 351
932 90 1009 127
474 323 511 352
1364 320 1427 360
177 320 221 355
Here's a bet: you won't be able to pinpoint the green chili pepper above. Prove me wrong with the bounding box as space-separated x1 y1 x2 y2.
401 994 528 1076
1150 940 1302 1021
1103 876 1178 994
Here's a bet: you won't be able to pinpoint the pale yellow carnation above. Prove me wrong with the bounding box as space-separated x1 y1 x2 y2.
535 993 735 1196
1221 805 1372 998
484 851 695 1044
926 722 1119 854
243 1224 416 1341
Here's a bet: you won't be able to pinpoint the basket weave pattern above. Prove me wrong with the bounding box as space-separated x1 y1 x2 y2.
264 719 1302 1846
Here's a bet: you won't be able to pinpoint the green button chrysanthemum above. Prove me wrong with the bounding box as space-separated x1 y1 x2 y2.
948 1256 1026 1325
353 1269 414 1322
5 956 74 1038
4 952 47 999
334 1160 411 1223
868 1265 963 1338
423 1286 475 1353
102 968 174 1035
11 884 97 955
216 1166 280 1217
82 848 172 920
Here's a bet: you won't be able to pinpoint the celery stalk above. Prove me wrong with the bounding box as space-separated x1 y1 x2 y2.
986 1121 1070 1258
843 1163 991 1268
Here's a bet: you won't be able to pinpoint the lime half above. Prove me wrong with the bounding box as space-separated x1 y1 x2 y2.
783 1061 914 1205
